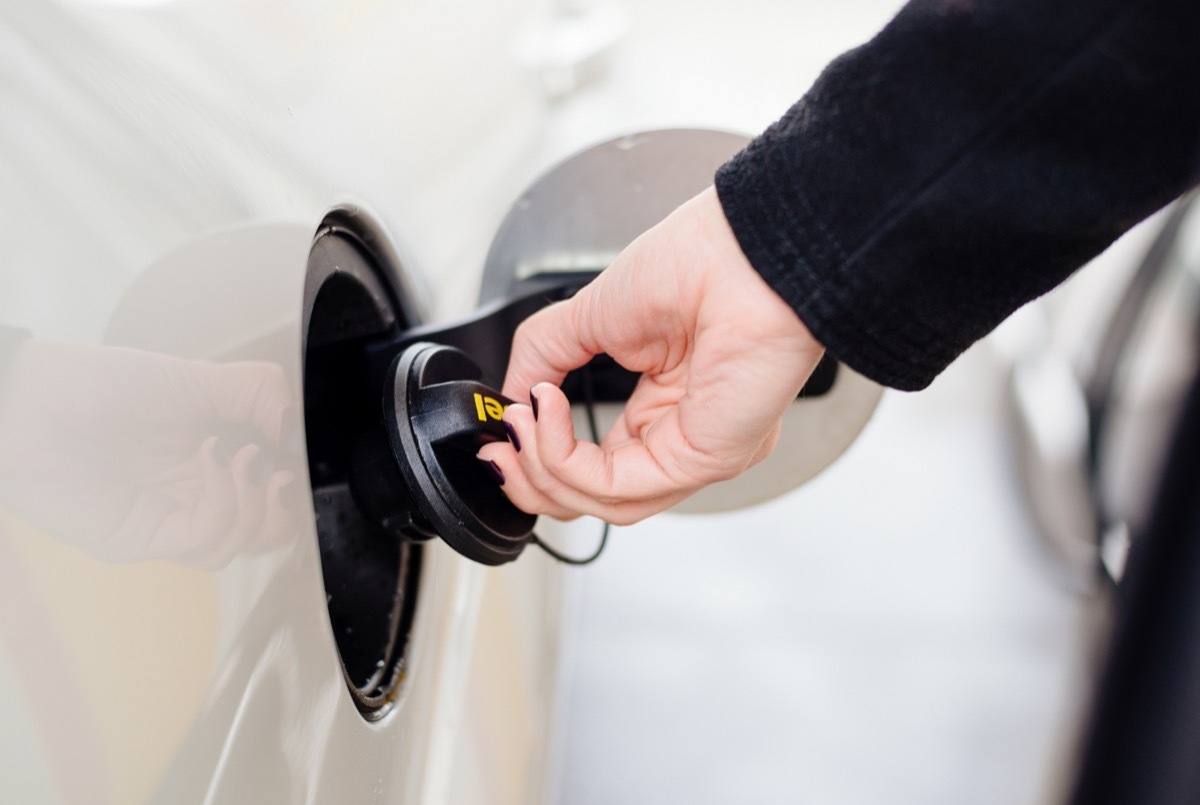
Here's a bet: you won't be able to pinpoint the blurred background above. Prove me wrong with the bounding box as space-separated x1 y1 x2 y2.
5 0 1189 802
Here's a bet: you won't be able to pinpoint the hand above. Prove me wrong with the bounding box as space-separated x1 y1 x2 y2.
0 340 302 568
478 187 825 525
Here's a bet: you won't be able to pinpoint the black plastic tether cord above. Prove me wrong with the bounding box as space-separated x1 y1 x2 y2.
532 528 609 565
532 364 611 565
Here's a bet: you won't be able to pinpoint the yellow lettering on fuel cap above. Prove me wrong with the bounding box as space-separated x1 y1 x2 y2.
474 393 507 422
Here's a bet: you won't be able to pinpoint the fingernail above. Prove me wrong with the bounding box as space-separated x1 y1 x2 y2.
503 421 522 452
530 387 540 422
478 458 506 485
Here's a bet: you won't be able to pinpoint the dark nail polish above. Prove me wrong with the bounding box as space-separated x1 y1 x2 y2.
530 388 540 422
503 421 522 452
478 458 506 485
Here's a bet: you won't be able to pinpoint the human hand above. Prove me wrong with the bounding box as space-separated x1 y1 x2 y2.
478 187 825 525
0 340 301 568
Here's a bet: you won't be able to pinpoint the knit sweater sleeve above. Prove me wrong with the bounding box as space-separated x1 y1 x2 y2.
715 0 1200 391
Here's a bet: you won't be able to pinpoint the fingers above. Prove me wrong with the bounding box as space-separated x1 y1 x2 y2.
226 443 269 539
478 384 707 525
502 299 599 400
478 450 581 522
135 439 298 569
206 443 301 566
541 383 744 495
190 435 240 545
477 414 579 522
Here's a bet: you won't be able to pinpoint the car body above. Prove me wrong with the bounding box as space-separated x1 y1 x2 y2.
1 2 574 801
0 4 882 802
1008 194 1200 588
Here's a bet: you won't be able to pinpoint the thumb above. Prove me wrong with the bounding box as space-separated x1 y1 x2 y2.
502 295 601 400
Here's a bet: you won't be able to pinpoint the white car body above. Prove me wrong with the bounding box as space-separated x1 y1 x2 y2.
2 2 573 802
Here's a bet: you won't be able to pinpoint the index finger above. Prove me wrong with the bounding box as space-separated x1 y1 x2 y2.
502 296 601 400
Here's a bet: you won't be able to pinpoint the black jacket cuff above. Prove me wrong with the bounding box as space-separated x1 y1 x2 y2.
716 0 1200 390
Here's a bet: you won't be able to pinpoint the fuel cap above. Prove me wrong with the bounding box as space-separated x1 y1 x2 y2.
351 342 537 565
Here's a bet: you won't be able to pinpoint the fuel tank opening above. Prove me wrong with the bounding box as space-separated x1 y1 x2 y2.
302 206 424 719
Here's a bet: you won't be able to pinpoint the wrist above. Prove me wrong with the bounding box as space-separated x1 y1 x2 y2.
697 186 826 361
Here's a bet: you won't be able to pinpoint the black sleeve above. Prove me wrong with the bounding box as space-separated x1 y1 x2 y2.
715 0 1200 391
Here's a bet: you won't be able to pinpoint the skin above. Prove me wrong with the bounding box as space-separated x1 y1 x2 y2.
478 187 826 525
0 340 300 568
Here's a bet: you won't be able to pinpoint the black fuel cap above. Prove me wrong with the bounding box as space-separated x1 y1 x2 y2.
351 342 537 566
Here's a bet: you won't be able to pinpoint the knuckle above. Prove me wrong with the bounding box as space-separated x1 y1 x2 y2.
511 317 537 351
